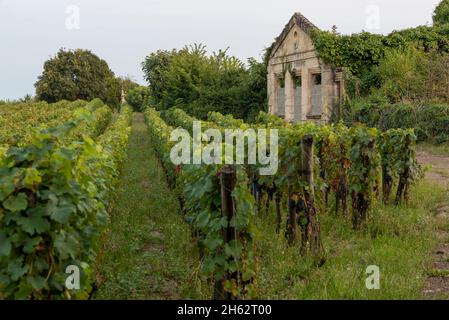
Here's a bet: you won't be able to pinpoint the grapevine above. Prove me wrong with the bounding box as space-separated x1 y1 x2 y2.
0 102 132 299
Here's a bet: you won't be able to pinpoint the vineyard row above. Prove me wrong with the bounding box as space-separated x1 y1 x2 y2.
145 106 421 299
0 101 133 299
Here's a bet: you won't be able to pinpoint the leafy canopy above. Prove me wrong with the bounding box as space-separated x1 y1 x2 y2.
141 44 267 121
434 0 449 25
35 49 121 108
126 86 151 112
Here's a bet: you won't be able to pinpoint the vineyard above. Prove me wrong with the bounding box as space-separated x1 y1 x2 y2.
143 106 437 299
0 100 447 300
0 100 132 299
2 0 449 307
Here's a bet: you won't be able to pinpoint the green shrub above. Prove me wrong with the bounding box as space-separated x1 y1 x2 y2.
126 86 151 112
373 47 426 103
311 23 449 99
85 98 105 112
347 101 449 143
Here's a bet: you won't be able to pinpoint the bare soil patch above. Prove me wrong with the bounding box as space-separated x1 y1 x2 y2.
418 149 449 299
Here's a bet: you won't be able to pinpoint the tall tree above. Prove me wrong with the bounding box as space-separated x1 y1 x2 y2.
434 0 449 25
35 49 120 107
141 44 268 120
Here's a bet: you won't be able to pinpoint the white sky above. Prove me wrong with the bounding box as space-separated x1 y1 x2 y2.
0 0 442 100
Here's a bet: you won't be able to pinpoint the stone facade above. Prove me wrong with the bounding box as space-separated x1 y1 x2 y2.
268 13 344 123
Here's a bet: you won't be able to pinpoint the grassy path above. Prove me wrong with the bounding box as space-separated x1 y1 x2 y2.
94 113 208 299
417 145 449 299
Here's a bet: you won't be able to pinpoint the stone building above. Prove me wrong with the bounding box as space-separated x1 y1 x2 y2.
267 12 344 123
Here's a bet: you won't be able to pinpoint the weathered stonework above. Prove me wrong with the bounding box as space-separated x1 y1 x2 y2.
268 13 344 123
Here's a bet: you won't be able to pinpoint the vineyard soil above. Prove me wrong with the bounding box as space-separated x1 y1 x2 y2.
417 145 449 187
417 145 449 299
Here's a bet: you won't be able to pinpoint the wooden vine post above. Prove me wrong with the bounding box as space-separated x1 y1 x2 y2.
318 145 330 207
301 135 323 257
382 165 393 205
214 165 237 300
275 191 282 234
286 137 305 246
285 189 297 246
396 133 412 205
265 187 274 216
335 143 349 215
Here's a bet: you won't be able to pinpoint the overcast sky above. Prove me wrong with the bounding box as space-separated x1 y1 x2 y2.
0 0 442 100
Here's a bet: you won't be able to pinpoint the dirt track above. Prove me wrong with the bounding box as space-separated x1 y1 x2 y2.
417 151 449 188
418 149 449 299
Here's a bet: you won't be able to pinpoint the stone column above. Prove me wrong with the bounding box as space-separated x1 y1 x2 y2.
321 66 333 122
120 87 126 103
284 70 295 122
267 66 275 114
301 69 311 121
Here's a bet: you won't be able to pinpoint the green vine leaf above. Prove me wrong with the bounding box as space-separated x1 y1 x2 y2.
50 204 75 224
0 231 12 257
8 258 29 281
3 193 28 212
17 208 50 235
27 275 47 290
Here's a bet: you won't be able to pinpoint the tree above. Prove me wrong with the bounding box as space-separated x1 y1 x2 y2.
141 44 268 120
35 49 121 108
141 49 174 107
434 0 449 26
126 86 151 111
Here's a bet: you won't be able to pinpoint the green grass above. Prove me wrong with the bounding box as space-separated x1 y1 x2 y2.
418 142 449 156
253 182 446 299
427 269 449 278
94 113 209 299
